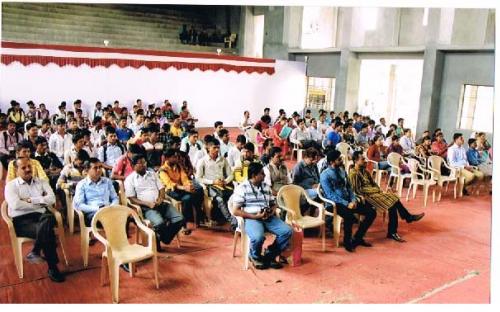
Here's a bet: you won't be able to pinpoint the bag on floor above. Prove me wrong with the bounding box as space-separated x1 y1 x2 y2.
282 222 303 267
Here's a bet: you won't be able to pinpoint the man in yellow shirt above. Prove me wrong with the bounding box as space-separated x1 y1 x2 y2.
170 117 184 138
159 149 203 232
7 140 48 183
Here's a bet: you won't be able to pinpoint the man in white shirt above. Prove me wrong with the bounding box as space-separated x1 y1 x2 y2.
447 133 485 195
0 120 23 169
399 128 416 155
240 110 254 131
129 111 145 134
379 117 389 137
308 118 323 146
227 135 247 169
196 139 234 227
4 157 65 282
48 118 73 165
290 118 315 149
97 127 126 174
125 154 184 248
180 130 205 169
217 128 234 158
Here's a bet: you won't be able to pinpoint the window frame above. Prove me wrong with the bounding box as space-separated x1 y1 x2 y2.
457 83 494 133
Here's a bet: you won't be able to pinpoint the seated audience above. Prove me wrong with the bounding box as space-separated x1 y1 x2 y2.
143 125 164 170
227 134 246 169
64 132 90 165
431 131 448 158
111 144 144 181
366 135 390 172
159 149 203 232
97 126 125 175
400 128 416 156
290 118 320 150
259 138 274 165
116 117 134 144
195 139 234 227
232 162 292 270
416 136 432 158
325 121 343 148
349 151 425 242
263 147 292 196
234 142 261 183
217 128 233 158
4 157 65 282
125 154 184 249
447 133 485 195
320 150 376 252
7 140 48 182
48 118 73 165
73 158 119 226
292 147 320 200
0 120 24 169
467 138 492 177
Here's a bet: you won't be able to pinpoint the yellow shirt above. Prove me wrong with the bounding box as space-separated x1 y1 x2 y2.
159 162 191 191
7 158 49 182
170 125 183 138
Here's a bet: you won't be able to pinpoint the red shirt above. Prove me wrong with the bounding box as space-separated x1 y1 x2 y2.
112 154 134 178
431 141 448 158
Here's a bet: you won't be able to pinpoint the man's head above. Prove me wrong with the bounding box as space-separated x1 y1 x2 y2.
453 133 464 146
214 121 224 132
74 99 82 109
135 111 145 124
131 154 147 175
422 136 432 146
310 118 317 128
327 150 342 168
105 126 118 144
206 139 220 159
26 123 38 138
72 132 86 150
235 134 246 149
35 137 48 155
188 130 199 144
422 130 430 138
118 117 128 128
352 151 366 169
113 100 120 107
170 136 182 150
242 142 255 161
404 128 412 137
305 109 311 117
303 148 319 166
218 128 230 144
244 110 250 118
436 132 444 142
468 138 477 149
269 147 283 165
334 121 343 131
391 136 400 146
68 119 78 131
360 123 369 134
248 162 265 184
16 140 32 158
398 118 404 126
164 148 178 166
140 127 151 143
95 101 102 109
6 121 16 134
263 138 274 152
85 158 103 181
74 149 90 169
56 118 66 133
380 117 386 125
374 134 383 146
298 118 306 130
264 108 270 116
15 157 33 182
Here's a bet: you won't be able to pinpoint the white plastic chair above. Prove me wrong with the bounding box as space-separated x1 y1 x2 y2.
406 158 437 207
316 186 341 248
292 143 304 163
364 152 388 188
336 142 353 173
385 152 412 197
277 185 327 252
228 196 251 270
427 155 459 201
92 205 159 304
1 201 69 279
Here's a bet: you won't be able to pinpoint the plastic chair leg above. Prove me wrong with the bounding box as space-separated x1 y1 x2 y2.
153 254 159 289
129 262 135 277
100 256 108 286
321 225 326 252
57 225 69 266
232 231 239 257
13 239 24 279
68 205 74 235
81 229 90 268
241 234 249 270
423 184 429 207
333 216 341 248
176 234 181 248
406 183 412 202
109 260 120 304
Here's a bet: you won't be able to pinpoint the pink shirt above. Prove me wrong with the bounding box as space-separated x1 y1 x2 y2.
112 154 134 178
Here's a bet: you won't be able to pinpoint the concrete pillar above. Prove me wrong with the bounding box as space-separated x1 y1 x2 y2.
334 49 360 113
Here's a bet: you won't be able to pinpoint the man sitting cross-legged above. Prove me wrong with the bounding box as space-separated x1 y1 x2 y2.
232 162 292 270
4 157 65 282
125 154 184 250
348 151 425 243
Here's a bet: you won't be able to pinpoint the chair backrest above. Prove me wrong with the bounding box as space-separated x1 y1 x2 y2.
245 128 259 145
387 152 402 174
92 205 135 249
407 158 420 179
427 155 443 173
336 142 350 156
1 201 13 227
277 185 305 222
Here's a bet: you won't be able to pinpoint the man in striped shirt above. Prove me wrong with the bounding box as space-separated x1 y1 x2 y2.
232 162 292 270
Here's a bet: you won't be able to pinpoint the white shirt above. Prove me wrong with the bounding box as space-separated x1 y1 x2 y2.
447 144 469 168
400 136 415 153
180 137 205 168
227 146 243 169
125 170 164 203
48 132 73 160
4 177 56 218
195 154 233 185
129 121 143 134
218 140 234 158
290 127 312 145
309 126 323 142
380 125 389 137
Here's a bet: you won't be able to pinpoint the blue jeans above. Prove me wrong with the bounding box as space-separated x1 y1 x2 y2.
245 216 292 260
143 203 184 244
378 161 391 171
305 188 318 200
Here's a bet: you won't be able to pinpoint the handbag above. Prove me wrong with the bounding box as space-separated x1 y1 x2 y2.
281 222 303 267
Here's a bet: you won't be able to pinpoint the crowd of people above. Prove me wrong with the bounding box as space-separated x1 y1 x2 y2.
1 99 493 281
179 24 235 47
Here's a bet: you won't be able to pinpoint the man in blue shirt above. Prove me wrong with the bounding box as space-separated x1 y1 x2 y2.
325 121 343 147
73 158 119 226
320 150 376 252
115 117 134 144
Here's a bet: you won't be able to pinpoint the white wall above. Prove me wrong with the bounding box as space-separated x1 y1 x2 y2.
0 60 306 127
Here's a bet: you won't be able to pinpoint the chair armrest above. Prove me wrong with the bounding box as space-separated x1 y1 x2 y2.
46 205 64 229
277 205 297 219
91 218 110 250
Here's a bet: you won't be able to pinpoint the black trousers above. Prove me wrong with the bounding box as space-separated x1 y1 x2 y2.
12 211 59 268
168 188 203 225
208 186 233 223
335 202 376 244
387 200 412 235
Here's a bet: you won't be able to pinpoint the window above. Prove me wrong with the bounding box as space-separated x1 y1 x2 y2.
458 85 494 133
305 77 335 111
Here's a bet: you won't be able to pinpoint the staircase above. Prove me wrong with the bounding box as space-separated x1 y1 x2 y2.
2 2 238 54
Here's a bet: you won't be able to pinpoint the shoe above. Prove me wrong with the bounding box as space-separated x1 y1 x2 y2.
249 257 269 270
353 239 373 248
343 240 356 252
407 213 425 224
120 263 130 273
278 255 288 265
48 267 65 283
387 233 407 243
26 251 45 264
462 188 470 196
267 258 284 269
182 228 192 235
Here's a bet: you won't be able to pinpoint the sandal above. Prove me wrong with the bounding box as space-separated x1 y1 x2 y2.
182 228 192 235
